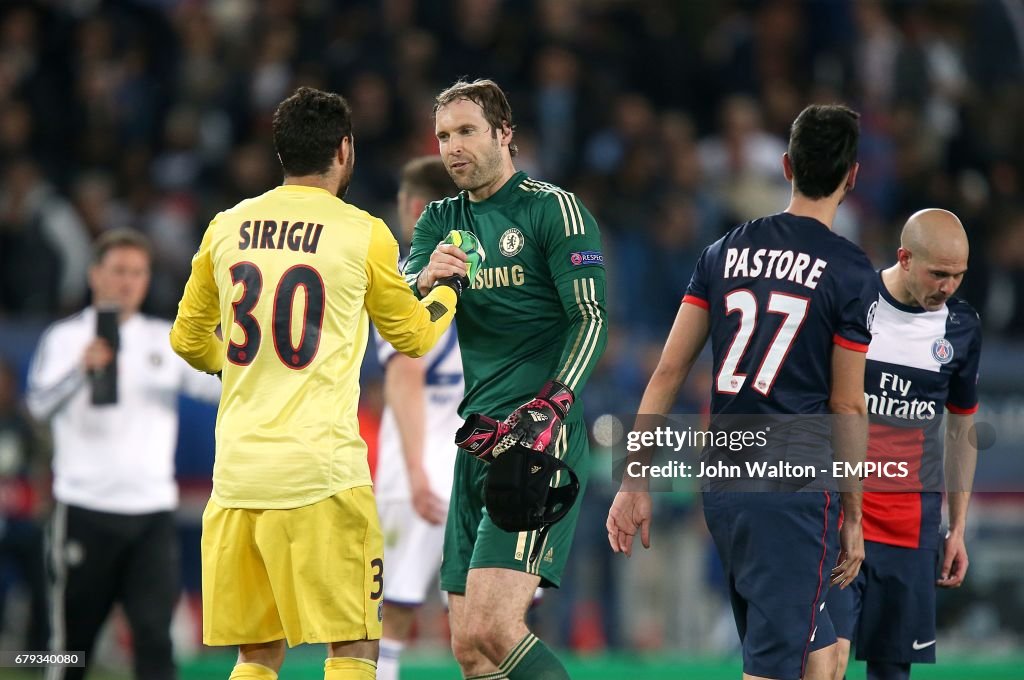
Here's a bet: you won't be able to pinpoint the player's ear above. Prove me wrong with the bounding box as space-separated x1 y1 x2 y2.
499 121 513 147
897 246 912 269
338 135 354 168
844 162 860 193
781 153 794 181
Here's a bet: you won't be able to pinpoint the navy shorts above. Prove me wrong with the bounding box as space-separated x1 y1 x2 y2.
826 573 856 641
703 491 840 680
827 539 938 664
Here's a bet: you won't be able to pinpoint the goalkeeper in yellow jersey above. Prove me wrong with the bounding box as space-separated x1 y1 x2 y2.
169 87 467 680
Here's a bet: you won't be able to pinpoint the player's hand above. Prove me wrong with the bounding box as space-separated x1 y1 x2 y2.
416 244 468 297
408 466 446 525
82 338 114 371
499 380 574 453
606 490 652 557
937 528 969 588
833 516 865 588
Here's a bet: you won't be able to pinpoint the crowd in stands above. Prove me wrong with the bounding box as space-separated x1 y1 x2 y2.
1 0 1023 655
0 0 1022 338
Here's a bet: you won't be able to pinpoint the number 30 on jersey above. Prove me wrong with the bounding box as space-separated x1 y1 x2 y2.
227 262 325 370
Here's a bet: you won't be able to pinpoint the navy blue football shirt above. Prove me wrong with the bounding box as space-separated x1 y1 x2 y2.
684 213 876 484
685 212 876 417
861 273 981 549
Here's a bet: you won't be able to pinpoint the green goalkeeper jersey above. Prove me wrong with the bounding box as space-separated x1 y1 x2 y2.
405 171 608 420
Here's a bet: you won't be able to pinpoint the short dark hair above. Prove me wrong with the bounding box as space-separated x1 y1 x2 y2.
272 87 353 177
400 156 458 200
434 79 518 157
92 228 153 265
788 104 860 199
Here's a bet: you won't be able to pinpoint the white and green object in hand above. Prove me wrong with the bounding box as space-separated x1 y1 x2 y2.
443 229 486 285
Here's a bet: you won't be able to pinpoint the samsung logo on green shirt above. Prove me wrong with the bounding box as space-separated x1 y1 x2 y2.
473 265 526 289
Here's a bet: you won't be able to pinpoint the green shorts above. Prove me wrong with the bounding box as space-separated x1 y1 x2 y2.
440 417 590 592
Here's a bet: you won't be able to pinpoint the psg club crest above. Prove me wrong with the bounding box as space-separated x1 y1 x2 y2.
931 338 954 364
499 227 524 256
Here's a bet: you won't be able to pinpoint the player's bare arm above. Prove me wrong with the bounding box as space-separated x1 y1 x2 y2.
385 353 446 524
416 243 468 297
938 411 976 588
829 344 868 588
607 301 710 557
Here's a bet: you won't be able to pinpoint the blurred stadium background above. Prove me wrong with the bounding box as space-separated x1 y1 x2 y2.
1 0 1023 678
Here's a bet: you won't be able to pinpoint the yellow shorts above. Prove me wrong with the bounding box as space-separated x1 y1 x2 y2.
201 486 384 647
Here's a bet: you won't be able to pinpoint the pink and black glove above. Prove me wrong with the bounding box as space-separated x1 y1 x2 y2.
455 414 511 463
456 381 574 461
502 380 575 453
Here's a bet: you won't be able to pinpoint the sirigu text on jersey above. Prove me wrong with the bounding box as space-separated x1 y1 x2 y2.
722 247 828 290
238 220 324 253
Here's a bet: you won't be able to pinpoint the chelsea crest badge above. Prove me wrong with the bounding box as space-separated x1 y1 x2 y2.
499 227 524 256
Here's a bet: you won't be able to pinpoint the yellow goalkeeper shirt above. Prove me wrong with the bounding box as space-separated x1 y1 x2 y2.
170 184 457 509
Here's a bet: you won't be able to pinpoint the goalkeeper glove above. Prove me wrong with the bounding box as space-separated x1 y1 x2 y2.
438 230 485 293
455 413 510 463
455 381 574 461
501 380 575 453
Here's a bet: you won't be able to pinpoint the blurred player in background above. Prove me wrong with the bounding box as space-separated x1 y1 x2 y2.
607 104 875 680
406 79 608 680
0 356 48 653
373 156 460 680
829 209 981 680
169 88 465 680
27 229 221 680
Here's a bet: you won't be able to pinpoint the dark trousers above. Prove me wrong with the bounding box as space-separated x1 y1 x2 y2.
0 517 50 650
46 503 179 680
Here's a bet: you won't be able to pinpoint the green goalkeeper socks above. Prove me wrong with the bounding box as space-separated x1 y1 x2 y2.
499 633 569 680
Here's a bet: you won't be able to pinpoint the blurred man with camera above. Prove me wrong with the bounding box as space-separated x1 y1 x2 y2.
27 228 221 680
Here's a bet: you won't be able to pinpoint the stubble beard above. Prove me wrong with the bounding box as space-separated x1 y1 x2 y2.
452 142 502 194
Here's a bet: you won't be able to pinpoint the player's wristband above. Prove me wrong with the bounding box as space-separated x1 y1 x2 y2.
433 274 467 298
535 380 575 419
